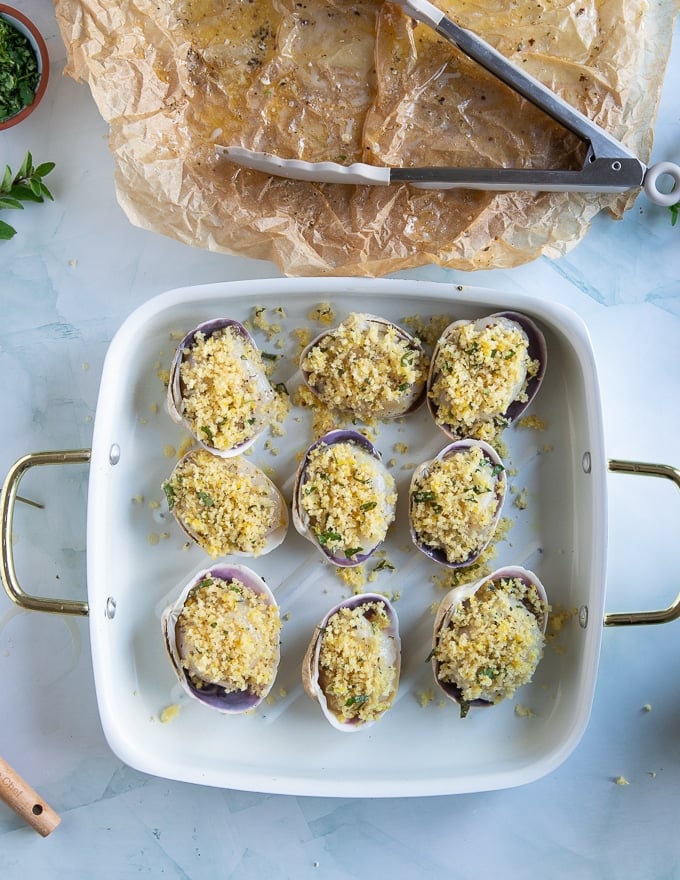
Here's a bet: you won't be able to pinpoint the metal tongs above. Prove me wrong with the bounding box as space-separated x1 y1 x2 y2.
221 0 680 206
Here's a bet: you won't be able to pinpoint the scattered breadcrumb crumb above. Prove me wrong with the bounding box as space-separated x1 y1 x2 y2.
177 437 194 459
159 704 180 723
308 303 335 324
402 314 450 348
514 703 536 718
163 445 176 457
513 488 529 510
614 776 630 786
546 605 577 641
335 564 367 592
518 414 546 431
642 703 652 712
418 688 435 708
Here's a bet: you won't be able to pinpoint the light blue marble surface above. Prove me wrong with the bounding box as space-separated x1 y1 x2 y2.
1 3 679 877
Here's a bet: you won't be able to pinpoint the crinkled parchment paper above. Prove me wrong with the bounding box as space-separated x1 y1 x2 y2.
54 0 679 276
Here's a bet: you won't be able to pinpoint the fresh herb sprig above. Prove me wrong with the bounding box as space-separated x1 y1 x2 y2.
670 202 679 227
0 151 55 240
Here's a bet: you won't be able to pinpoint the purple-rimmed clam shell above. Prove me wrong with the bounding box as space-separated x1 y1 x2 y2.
161 563 280 714
431 565 549 716
427 311 547 440
409 439 507 568
292 429 396 567
299 313 428 420
167 317 276 458
302 592 401 732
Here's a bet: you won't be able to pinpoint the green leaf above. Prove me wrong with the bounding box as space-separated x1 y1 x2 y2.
0 196 23 210
0 219 17 240
29 177 43 198
18 151 32 178
35 162 56 178
1 165 12 192
670 203 679 226
8 183 41 202
39 182 54 201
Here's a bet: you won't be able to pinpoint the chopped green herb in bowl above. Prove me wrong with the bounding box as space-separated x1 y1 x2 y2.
0 6 49 129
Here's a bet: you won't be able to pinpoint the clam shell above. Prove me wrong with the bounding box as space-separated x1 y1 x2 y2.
292 429 396 567
431 566 549 716
167 318 276 457
427 311 547 440
299 312 428 420
161 564 280 713
162 448 288 558
302 592 401 732
409 439 507 568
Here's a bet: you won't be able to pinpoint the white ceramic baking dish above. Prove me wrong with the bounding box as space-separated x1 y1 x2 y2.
2 278 679 797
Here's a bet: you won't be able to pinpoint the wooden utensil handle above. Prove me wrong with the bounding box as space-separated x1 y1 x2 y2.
0 756 61 836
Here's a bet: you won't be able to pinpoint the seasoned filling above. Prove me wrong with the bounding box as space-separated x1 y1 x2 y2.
317 602 398 723
435 577 547 706
410 445 504 564
163 449 285 557
301 312 428 419
299 441 396 561
177 576 280 696
429 319 539 435
179 326 275 450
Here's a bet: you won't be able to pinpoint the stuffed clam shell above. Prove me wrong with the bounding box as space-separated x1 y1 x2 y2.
427 312 547 441
302 593 401 732
431 566 549 717
292 430 397 567
299 312 429 420
167 318 277 457
162 448 288 558
409 439 507 568
161 564 281 713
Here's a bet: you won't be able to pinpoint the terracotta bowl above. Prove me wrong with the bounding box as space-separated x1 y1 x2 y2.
0 5 50 131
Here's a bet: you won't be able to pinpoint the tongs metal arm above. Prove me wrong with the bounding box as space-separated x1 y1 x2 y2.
391 160 645 194
401 0 639 165
221 0 680 205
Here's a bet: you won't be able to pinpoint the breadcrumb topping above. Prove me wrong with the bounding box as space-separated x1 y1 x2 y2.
430 318 538 437
163 449 286 557
299 441 396 562
177 576 280 696
179 326 275 451
317 601 398 723
410 445 504 564
435 577 547 704
301 313 428 420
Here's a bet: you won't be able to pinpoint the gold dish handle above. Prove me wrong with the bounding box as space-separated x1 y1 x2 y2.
1 450 91 616
604 459 680 627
